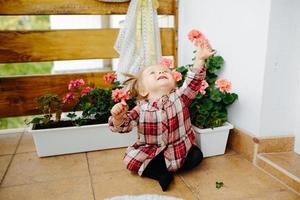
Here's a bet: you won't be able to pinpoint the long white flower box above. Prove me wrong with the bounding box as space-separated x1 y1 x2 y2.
28 122 137 157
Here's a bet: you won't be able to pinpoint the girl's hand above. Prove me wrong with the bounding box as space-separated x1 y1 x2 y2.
111 100 129 126
194 43 216 68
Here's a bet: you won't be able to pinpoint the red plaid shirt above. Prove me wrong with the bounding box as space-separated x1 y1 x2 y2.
109 66 206 175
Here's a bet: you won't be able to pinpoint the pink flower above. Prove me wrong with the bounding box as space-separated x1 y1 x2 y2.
159 58 173 68
188 29 211 47
81 86 93 96
188 29 204 42
63 92 75 103
112 89 130 102
172 70 182 82
215 78 232 93
194 37 209 47
68 79 85 90
103 72 117 84
199 80 209 95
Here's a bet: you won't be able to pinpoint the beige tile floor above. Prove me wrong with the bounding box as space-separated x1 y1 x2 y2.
0 131 299 200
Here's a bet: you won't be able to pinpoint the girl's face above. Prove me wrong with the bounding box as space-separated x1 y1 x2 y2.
140 65 176 96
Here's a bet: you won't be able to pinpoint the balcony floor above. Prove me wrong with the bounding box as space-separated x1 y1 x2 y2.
0 131 299 200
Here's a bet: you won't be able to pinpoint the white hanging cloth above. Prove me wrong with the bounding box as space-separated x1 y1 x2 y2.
112 0 162 81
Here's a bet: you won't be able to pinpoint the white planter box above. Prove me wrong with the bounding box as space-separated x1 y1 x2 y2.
192 122 234 157
28 122 137 157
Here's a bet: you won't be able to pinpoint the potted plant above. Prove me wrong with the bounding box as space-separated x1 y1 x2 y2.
176 29 238 157
26 77 137 157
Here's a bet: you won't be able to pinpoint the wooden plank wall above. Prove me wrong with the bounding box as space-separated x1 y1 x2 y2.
0 0 177 118
0 29 174 63
0 0 174 15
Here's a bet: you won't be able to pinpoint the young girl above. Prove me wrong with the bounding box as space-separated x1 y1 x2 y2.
109 43 215 191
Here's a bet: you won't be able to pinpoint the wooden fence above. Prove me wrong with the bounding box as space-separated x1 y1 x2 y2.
0 0 178 117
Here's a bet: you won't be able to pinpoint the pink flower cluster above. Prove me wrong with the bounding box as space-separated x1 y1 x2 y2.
159 58 181 82
215 78 232 93
63 92 75 103
63 79 93 104
112 89 130 103
172 70 182 82
199 80 209 95
160 58 173 68
68 79 85 90
187 29 209 47
103 72 117 84
81 86 92 96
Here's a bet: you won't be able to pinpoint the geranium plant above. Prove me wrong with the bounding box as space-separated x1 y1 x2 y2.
26 74 135 129
66 74 135 126
177 29 238 129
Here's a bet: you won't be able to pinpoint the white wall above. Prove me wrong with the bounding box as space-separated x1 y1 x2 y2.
296 78 300 154
286 0 300 154
295 70 300 154
260 0 300 138
179 0 300 154
178 0 271 136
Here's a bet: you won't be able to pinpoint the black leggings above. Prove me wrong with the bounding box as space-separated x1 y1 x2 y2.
142 145 203 179
179 145 204 171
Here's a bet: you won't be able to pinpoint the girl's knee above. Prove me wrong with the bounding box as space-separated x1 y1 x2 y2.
190 146 203 166
196 147 203 161
192 145 203 157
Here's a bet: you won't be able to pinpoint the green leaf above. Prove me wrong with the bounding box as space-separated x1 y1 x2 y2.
210 90 222 102
212 56 224 68
201 99 214 110
216 181 224 189
176 66 188 76
223 93 238 105
205 55 224 74
199 110 209 117
212 102 223 111
232 93 238 100
223 93 234 104
210 111 227 128
42 116 50 124
111 81 121 88
205 72 218 85
89 107 97 114
67 112 77 119
25 117 45 125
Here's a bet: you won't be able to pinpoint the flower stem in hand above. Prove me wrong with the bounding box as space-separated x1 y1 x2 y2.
194 44 216 70
111 100 128 127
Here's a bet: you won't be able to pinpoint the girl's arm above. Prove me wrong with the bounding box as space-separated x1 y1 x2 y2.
177 66 206 106
178 44 215 106
108 104 140 133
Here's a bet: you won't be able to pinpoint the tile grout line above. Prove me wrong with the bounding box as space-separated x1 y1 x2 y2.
0 128 26 135
0 174 90 189
86 152 96 200
0 131 24 186
178 175 200 200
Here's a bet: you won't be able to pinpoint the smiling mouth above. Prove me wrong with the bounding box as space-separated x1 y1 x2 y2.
157 75 168 80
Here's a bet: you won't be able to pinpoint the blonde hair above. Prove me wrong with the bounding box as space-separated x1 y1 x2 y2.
122 69 148 100
122 65 173 100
